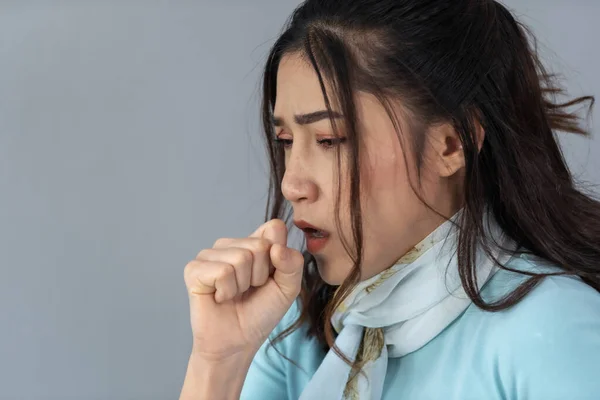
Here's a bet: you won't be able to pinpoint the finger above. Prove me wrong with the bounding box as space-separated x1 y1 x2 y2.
214 265 239 303
250 219 288 246
210 237 235 250
194 248 253 294
270 244 304 300
184 260 238 303
212 238 272 288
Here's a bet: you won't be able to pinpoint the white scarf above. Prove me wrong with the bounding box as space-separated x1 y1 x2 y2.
299 211 516 400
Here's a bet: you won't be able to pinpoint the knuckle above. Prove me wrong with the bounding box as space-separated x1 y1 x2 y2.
267 218 285 229
183 260 198 281
233 248 253 267
195 248 211 260
217 263 235 280
253 238 271 255
240 279 251 292
213 237 232 248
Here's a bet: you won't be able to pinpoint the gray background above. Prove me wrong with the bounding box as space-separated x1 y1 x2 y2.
0 1 598 399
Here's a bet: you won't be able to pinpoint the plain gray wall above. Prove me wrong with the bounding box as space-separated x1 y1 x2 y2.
0 1 598 399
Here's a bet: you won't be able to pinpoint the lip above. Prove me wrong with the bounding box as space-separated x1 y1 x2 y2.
293 220 327 232
293 220 330 253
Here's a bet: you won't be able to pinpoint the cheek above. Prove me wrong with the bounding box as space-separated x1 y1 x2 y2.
334 142 409 247
362 138 408 204
360 140 421 246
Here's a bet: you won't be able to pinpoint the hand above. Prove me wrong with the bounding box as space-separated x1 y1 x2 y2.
183 219 304 362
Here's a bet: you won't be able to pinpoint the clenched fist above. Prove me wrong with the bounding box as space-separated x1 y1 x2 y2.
183 219 304 362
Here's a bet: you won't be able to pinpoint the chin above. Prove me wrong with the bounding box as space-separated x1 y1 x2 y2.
316 258 348 286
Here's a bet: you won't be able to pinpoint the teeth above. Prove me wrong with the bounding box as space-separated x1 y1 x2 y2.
310 230 326 238
300 226 327 238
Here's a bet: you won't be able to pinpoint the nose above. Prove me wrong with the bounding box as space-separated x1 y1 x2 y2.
281 153 318 204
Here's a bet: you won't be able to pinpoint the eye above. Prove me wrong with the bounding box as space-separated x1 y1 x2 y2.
273 137 293 149
317 137 347 149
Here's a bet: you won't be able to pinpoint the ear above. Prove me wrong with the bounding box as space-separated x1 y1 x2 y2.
426 120 485 178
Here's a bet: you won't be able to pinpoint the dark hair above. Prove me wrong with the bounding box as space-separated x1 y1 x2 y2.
260 0 598 363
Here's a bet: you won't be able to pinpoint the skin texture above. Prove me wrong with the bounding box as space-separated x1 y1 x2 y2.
180 51 485 400
274 52 477 284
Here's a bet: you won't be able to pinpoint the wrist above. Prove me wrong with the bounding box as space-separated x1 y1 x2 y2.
191 348 256 371
180 350 256 400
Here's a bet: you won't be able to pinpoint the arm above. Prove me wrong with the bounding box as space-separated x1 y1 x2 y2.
179 350 256 400
239 337 288 400
239 300 304 399
181 299 299 400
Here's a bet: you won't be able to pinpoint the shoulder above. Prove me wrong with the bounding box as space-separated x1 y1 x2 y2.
482 253 600 331
480 254 600 399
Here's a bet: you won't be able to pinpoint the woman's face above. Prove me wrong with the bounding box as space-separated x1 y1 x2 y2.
274 53 465 284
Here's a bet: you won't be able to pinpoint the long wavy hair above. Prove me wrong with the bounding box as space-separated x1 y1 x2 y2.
259 0 598 363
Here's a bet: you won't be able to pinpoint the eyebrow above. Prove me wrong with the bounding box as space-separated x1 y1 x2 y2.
272 110 344 127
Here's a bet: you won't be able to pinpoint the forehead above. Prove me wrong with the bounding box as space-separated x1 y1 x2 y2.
273 53 334 116
272 53 405 140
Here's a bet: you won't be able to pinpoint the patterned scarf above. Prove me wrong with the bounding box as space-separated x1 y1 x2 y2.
299 211 515 400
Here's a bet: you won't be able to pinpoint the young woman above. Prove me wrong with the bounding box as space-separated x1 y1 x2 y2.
180 1 600 399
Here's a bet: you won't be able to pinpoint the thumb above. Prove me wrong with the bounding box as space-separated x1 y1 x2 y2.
270 243 304 301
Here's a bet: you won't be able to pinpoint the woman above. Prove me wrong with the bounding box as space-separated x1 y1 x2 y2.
180 0 600 399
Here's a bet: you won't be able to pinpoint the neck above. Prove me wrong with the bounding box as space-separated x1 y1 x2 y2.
395 207 463 264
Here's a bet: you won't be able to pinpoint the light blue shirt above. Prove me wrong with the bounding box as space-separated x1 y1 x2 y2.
240 254 600 399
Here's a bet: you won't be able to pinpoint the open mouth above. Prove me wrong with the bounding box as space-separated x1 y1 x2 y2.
301 227 329 238
293 220 331 253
